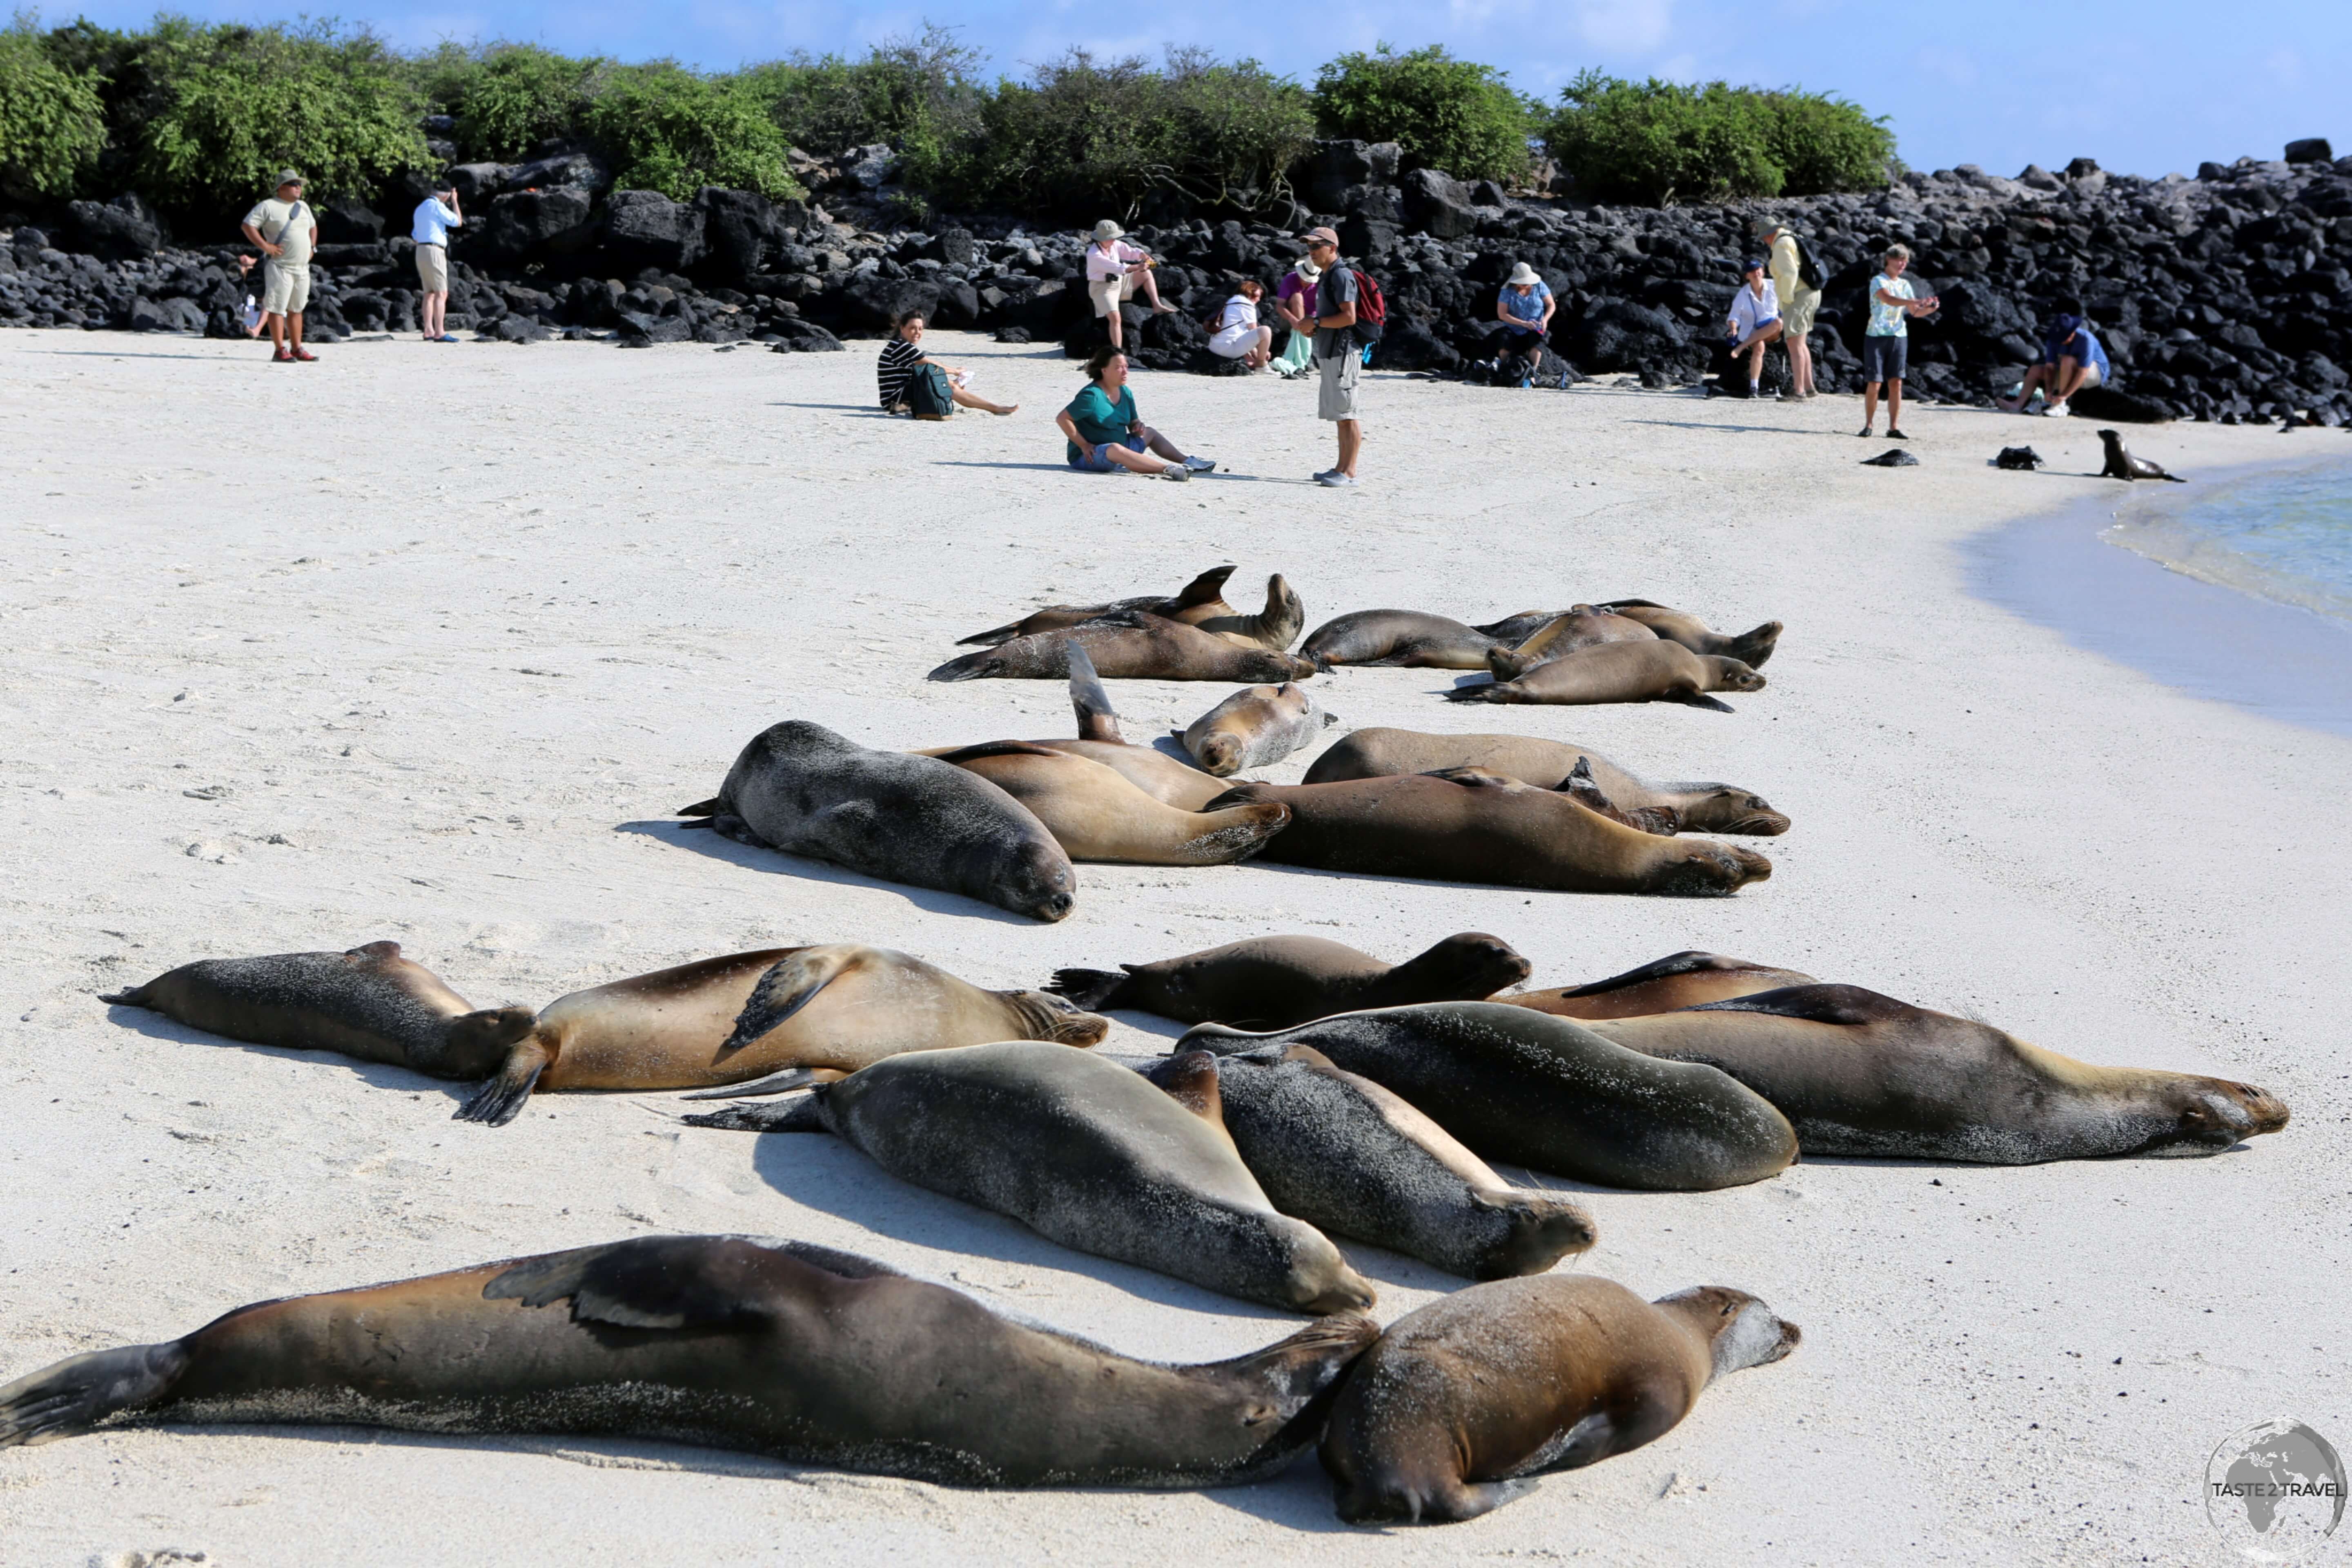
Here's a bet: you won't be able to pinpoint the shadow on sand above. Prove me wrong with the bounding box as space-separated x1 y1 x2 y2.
613 818 1047 927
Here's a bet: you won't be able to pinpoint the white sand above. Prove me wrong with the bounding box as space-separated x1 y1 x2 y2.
2 329 2343 1566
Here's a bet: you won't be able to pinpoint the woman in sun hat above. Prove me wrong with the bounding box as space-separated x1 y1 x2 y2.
1082 219 1176 352
1272 257 1321 378
1495 261 1557 387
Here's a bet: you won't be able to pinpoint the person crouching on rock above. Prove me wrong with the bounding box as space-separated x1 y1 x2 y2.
1084 220 1176 352
1726 258 1784 399
1207 280 1275 370
876 311 1016 417
1496 262 1556 387
2000 312 2108 418
240 170 318 363
1272 259 1320 379
412 179 463 343
1057 347 1214 481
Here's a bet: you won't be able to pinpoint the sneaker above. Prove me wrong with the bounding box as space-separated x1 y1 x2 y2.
434 334 460 343
1182 455 1216 473
1158 464 1191 482
1887 427 1908 439
1556 370 1573 390
292 349 318 362
1316 471 1359 488
1857 425 1873 438
272 350 294 363
2044 400 2069 418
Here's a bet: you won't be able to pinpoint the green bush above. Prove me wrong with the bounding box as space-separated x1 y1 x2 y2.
428 43 598 162
1543 71 1892 205
0 15 107 200
1763 89 1898 195
1312 43 1533 183
582 63 802 201
738 24 984 160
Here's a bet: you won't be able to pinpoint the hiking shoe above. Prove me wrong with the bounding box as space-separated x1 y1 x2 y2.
1183 455 1216 473
272 350 294 363
1159 464 1191 482
1887 427 1908 439
1856 425 1873 437
1316 471 1359 488
292 349 318 361
2044 400 2069 418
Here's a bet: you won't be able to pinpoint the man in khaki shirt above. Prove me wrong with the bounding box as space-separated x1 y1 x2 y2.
241 171 319 362
1753 217 1821 399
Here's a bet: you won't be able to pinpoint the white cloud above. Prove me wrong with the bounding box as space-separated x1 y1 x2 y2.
1575 0 1674 53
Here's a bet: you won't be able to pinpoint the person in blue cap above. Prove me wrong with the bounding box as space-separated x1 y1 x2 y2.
2000 313 2109 417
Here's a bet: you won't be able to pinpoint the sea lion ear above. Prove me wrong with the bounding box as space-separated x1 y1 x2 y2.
483 1236 779 1330
722 948 854 1053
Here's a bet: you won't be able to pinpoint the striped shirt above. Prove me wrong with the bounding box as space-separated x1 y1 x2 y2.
877 338 924 409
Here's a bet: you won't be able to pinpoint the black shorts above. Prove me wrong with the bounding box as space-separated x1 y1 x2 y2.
1861 335 1908 383
1502 325 1546 349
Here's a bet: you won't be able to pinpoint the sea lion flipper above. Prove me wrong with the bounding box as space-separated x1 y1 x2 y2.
452 1037 551 1126
722 949 854 1053
679 1067 816 1100
1066 645 1122 742
1689 982 1914 1026
1175 564 1238 607
932 740 1065 766
483 1236 777 1330
1046 967 1131 1011
1669 692 1736 713
680 1094 829 1134
0 1341 189 1448
677 798 722 818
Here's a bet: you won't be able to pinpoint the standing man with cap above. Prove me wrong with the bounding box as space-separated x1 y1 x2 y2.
1725 257 1783 399
1303 226 1361 488
1082 219 1174 353
241 171 318 362
1754 216 1821 399
412 179 463 342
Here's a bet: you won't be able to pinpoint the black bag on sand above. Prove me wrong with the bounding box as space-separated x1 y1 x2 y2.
906 363 955 420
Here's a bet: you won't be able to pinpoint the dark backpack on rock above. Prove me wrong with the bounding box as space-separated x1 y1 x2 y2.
906 363 955 419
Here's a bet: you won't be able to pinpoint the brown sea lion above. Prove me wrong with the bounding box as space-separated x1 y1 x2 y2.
1049 932 1531 1027
929 610 1315 683
1320 1275 1800 1523
1304 728 1790 836
1483 606 1657 680
2097 429 2187 482
1203 771 1772 896
0 1234 1380 1489
1587 984 2291 1161
1502 951 1816 1020
1448 640 1765 712
454 943 1111 1126
1178 683 1338 776
1594 601 1784 667
956 564 1238 644
1298 610 1497 670
1192 573 1306 651
929 742 1291 865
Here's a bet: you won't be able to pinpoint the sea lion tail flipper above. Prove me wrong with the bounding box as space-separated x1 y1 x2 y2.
679 1093 829 1134
1726 620 1783 667
0 1340 189 1447
97 984 149 1005
1670 692 1737 713
722 949 853 1052
676 797 723 817
1176 564 1238 607
678 1067 817 1100
1046 967 1132 1011
956 620 1027 646
1066 644 1122 742
1442 682 1503 704
926 650 997 682
452 1039 552 1126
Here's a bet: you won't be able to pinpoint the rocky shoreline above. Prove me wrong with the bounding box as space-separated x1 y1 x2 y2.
6 136 2348 425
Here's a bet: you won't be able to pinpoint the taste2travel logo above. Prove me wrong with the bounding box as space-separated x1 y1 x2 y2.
2205 1419 2345 1562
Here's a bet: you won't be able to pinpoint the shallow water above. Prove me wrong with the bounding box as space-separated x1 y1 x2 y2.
2102 454 2352 625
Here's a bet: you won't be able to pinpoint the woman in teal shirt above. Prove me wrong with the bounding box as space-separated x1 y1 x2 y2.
1056 348 1216 480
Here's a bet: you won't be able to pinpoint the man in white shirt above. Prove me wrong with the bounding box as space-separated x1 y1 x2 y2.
1725 258 1783 399
412 182 463 343
240 171 318 362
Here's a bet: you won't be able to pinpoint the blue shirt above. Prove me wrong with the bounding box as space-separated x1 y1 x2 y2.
1064 383 1138 461
1499 281 1552 325
412 198 461 247
2043 327 2110 380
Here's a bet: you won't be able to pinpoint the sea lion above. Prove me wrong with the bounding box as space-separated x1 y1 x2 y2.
679 721 1076 922
1191 573 1306 651
1305 728 1790 835
1593 601 1783 667
929 610 1316 684
929 742 1290 865
1148 1046 1597 1281
1861 448 1920 467
1178 683 1338 776
687 1041 1377 1314
1553 755 1683 835
1202 771 1772 897
1586 984 2290 1161
2098 429 2187 482
1482 606 1657 681
957 564 1240 644
1298 610 1497 670
100 941 535 1083
453 944 1111 1126
1048 932 1531 1027
1501 951 1817 1020
1179 1003 1797 1192
1447 641 1765 712
1319 1275 1801 1523
0 1234 1380 1489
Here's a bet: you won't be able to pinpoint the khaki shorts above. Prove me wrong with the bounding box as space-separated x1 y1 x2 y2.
1088 274 1139 317
261 261 310 316
415 243 449 293
1781 286 1821 338
1317 351 1360 421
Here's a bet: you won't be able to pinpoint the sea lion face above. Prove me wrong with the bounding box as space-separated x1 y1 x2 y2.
2137 1078 2290 1156
1195 733 1245 775
1427 933 1535 996
434 1005 539 1077
1710 658 1768 693
1691 788 1792 836
1015 988 1113 1045
1244 650 1319 682
1660 1286 1802 1376
994 841 1078 922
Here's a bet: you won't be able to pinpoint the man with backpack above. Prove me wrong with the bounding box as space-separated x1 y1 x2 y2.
1303 227 1383 488
1754 217 1822 400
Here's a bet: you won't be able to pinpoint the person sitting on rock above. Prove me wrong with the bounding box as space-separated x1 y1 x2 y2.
1495 263 1557 387
2001 312 2109 417
1084 220 1176 352
1057 347 1214 481
1208 279 1275 369
876 311 1016 417
1272 260 1321 379
1725 258 1784 399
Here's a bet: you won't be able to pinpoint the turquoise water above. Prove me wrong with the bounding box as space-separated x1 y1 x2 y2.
2101 457 2352 625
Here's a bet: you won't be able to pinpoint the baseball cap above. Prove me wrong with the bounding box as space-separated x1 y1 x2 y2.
1301 225 1341 247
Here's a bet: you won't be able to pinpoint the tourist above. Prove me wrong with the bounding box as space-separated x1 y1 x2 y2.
235 254 263 337
411 180 463 343
1859 243 1938 439
1083 220 1175 352
239 171 318 363
2001 312 2110 417
1057 347 1213 480
1495 262 1555 387
1208 279 1275 369
1272 260 1319 378
1302 227 1362 487
1755 216 1822 399
1725 258 1784 399
875 312 1017 416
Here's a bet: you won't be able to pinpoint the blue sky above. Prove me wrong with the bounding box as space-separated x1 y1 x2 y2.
41 0 2352 178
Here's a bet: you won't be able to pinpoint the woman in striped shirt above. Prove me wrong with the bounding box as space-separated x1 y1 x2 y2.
876 312 1018 416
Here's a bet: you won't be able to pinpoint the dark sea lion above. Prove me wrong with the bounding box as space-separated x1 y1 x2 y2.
1202 771 1772 896
688 1041 1377 1314
1483 606 1657 680
1048 932 1531 1027
957 564 1238 645
454 944 1111 1125
0 1234 1380 1489
1502 951 1817 1020
1593 601 1783 667
101 941 535 1082
678 720 1077 922
2098 429 2187 482
929 610 1316 683
1587 984 2290 1161
929 741 1290 865
1448 641 1765 712
1298 610 1497 670
1179 1003 1797 1192
1860 448 1920 467
1148 1046 1597 1281
1178 683 1337 776
1304 728 1790 836
1320 1275 1800 1523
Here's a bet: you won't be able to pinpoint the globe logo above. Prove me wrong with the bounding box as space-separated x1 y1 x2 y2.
2205 1419 2345 1562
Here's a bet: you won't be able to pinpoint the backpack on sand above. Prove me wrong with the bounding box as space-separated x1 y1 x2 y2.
906 363 955 419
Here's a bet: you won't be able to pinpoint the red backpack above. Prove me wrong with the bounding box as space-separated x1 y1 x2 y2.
1346 267 1387 340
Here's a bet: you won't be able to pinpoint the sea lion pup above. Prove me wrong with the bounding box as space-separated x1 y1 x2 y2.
1319 1275 1800 1524
1482 606 1657 680
2098 429 2187 482
957 563 1239 645
1179 1004 1797 1192
1178 683 1338 776
1203 771 1772 897
1147 1047 1597 1281
1305 728 1790 836
1586 984 2291 1162
928 610 1316 684
929 742 1290 865
1298 610 1498 670
0 1234 1380 1489
1448 640 1765 712
1049 933 1531 1028
101 941 535 1082
452 944 1111 1126
1501 951 1817 1020
678 720 1076 922
687 1041 1377 1314
1594 599 1784 667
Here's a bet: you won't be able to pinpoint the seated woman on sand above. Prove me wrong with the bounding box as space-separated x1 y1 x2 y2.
876 311 1017 417
1207 279 1275 369
1056 347 1216 481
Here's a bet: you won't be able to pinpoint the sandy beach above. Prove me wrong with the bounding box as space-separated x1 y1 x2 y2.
2 328 2344 1567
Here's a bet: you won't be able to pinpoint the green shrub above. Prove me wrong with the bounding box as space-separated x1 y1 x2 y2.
738 24 984 160
1312 43 1533 183
1762 89 1897 195
444 43 598 162
0 15 107 200
582 62 802 201
1542 71 1892 205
